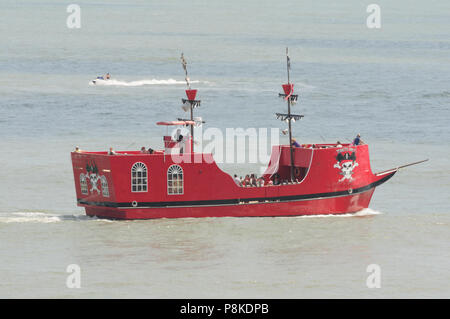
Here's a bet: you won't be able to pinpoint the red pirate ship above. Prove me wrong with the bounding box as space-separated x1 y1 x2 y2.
71 51 426 219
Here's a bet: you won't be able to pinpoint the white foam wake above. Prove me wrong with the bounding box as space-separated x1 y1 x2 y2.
89 78 200 87
0 212 114 223
0 212 62 223
295 208 383 218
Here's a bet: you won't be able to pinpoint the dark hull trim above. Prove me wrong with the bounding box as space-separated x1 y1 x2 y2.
78 172 395 209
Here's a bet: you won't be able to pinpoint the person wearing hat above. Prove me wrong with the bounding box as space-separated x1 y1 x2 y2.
353 133 364 146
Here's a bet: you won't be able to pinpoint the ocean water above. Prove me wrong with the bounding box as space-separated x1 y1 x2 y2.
0 0 449 298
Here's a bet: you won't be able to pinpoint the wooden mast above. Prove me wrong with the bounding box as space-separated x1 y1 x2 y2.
277 48 302 181
180 53 201 153
286 48 295 181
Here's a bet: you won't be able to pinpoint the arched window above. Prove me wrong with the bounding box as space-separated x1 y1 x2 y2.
131 162 148 192
167 165 183 195
100 176 109 197
80 173 88 195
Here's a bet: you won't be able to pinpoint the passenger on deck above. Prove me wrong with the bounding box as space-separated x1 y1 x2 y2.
234 174 242 186
174 129 186 154
140 147 147 153
243 175 250 186
109 147 117 155
148 148 154 154
352 133 364 146
257 177 265 187
250 174 256 186
273 174 280 186
105 73 111 80
175 129 183 142
75 146 81 153
336 141 343 148
291 139 301 147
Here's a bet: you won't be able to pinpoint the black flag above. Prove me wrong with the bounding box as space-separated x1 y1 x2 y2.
286 47 291 70
180 53 190 89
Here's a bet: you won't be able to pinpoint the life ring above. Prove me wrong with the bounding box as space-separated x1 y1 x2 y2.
132 201 138 207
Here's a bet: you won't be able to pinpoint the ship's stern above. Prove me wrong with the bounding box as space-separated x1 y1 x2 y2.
71 151 122 218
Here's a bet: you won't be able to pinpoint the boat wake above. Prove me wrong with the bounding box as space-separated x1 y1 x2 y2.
89 78 200 87
295 208 383 218
0 212 113 223
0 209 383 223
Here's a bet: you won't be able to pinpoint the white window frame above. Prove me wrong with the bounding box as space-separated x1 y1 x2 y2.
131 162 148 193
80 173 88 195
101 175 109 197
167 164 183 195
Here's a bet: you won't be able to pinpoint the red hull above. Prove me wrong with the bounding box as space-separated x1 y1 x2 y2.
83 188 376 219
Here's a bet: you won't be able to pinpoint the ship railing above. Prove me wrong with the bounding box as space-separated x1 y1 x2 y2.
74 150 165 156
280 143 353 150
239 179 302 187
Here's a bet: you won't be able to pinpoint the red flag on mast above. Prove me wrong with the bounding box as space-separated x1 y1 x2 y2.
282 84 294 101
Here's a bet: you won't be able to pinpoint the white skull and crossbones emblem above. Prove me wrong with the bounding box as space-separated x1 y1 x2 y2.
85 161 102 194
88 173 101 194
334 151 358 182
